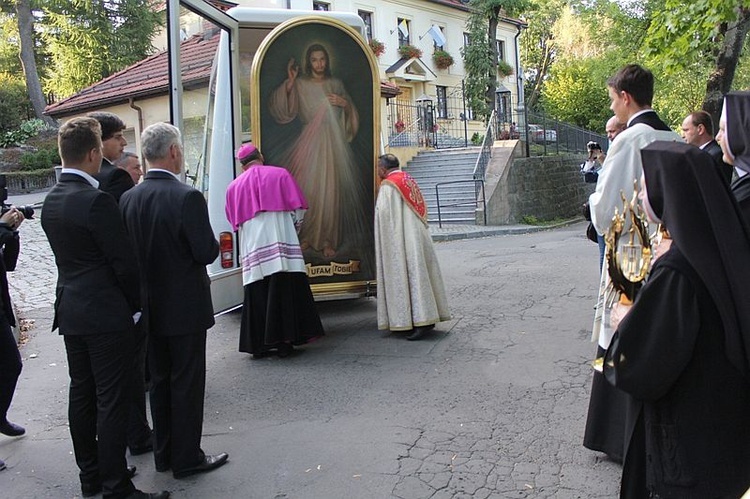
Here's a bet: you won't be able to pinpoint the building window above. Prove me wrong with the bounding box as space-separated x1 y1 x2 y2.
358 10 373 40
496 39 505 61
313 1 330 11
397 18 410 46
463 32 470 47
436 86 448 119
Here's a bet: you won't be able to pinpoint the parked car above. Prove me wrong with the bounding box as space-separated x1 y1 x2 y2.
528 124 557 144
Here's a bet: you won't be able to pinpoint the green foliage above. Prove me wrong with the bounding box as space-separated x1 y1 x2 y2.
368 38 385 57
0 74 33 133
497 59 513 77
397 44 422 59
463 0 529 120
541 55 626 132
0 118 47 148
19 147 60 171
42 0 162 97
643 0 750 74
471 132 484 145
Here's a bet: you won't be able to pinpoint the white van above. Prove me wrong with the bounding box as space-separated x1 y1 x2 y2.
168 2 379 314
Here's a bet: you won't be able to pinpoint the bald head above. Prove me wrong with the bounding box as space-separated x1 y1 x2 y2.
606 116 626 141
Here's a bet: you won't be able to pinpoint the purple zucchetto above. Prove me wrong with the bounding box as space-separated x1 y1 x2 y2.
236 143 258 162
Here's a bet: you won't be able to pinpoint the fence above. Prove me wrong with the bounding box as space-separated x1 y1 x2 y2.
495 109 608 158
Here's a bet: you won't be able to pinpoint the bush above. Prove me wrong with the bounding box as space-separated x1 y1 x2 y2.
0 119 49 148
470 132 484 145
19 147 60 171
0 75 33 133
369 39 385 57
497 60 514 77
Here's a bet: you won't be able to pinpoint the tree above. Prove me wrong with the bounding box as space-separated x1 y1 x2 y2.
521 0 566 112
462 0 529 120
643 0 750 127
16 0 53 125
43 0 162 98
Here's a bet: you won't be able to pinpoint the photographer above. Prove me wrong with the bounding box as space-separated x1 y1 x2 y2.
580 141 605 183
0 206 25 471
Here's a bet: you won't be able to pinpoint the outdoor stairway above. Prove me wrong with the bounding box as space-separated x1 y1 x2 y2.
402 147 481 224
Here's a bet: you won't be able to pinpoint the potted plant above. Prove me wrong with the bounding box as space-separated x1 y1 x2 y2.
432 49 454 69
397 44 423 60
497 59 514 77
368 39 385 58
394 119 406 133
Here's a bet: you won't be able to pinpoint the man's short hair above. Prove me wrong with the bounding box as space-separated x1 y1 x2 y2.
87 112 125 141
607 64 654 107
58 117 102 166
378 153 399 169
141 123 182 162
115 151 138 167
688 110 714 137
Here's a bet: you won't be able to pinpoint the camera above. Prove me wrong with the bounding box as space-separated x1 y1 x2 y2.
587 141 602 151
0 175 34 220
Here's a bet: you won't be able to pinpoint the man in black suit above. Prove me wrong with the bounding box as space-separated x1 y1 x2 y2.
120 123 228 480
88 112 135 203
681 110 734 185
41 117 168 499
88 112 152 458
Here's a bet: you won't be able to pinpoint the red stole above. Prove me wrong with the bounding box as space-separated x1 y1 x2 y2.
383 170 427 223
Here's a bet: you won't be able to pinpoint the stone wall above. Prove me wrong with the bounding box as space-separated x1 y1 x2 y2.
483 145 596 224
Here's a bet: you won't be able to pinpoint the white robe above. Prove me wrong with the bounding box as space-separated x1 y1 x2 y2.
375 183 451 331
589 123 680 348
269 76 361 253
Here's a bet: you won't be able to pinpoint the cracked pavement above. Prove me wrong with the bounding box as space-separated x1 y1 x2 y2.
2 218 622 498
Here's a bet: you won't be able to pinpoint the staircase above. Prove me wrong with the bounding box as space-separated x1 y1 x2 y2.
403 147 481 224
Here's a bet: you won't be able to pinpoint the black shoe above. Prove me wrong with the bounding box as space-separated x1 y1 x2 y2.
277 343 294 358
173 453 228 479
0 459 6 471
129 439 153 456
81 466 137 497
0 420 25 437
124 490 170 499
406 326 431 341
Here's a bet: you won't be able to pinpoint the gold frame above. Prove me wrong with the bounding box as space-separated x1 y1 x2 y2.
250 15 381 297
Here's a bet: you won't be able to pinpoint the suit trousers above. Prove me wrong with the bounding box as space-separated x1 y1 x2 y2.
148 331 207 473
126 327 151 450
64 330 136 498
0 313 21 423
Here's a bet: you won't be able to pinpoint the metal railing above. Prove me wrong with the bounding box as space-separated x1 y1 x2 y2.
472 110 496 182
434 179 487 228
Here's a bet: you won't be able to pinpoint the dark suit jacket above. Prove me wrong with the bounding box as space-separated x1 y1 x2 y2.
703 140 734 186
629 110 671 131
95 159 135 203
120 171 219 336
41 173 140 334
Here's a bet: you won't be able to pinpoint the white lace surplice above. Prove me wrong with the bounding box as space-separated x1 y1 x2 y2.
238 209 307 286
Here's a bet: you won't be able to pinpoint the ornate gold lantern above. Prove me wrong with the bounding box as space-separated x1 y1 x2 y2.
605 183 652 306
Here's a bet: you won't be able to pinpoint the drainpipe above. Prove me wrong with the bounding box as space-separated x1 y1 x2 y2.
129 97 144 161
514 24 529 157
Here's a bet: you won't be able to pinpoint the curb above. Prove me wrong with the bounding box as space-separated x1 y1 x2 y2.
431 217 584 242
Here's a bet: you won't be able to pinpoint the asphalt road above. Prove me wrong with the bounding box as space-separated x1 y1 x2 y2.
1 219 621 498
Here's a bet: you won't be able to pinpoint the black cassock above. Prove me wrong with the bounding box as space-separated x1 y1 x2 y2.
604 248 750 499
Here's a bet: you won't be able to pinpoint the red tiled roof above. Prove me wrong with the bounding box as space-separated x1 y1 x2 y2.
45 30 220 118
45 28 401 118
